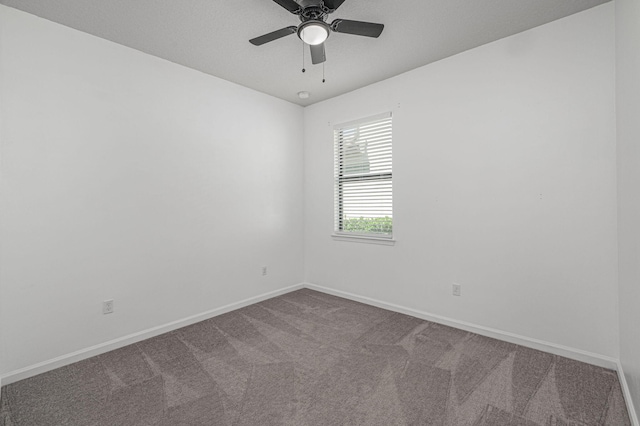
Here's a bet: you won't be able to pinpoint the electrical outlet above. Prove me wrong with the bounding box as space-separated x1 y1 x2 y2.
452 284 461 297
103 299 114 314
262 266 267 276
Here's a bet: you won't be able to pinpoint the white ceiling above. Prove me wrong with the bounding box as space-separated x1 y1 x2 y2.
1 0 609 106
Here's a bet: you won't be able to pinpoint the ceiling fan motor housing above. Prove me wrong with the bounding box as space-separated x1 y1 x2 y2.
300 7 326 21
299 0 332 16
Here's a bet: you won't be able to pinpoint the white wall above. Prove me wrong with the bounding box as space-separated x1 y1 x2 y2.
616 0 640 418
0 5 304 376
304 4 618 357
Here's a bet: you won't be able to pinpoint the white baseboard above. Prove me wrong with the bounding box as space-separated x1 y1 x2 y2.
303 283 619 370
0 283 304 387
617 360 640 426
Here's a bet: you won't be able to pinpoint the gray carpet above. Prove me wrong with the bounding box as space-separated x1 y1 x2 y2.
0 289 632 425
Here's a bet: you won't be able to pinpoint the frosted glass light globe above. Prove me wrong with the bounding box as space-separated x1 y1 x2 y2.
300 24 328 45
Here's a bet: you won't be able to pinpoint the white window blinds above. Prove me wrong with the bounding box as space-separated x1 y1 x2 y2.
334 112 392 237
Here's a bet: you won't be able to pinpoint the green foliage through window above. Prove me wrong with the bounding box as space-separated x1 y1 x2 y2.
342 216 392 234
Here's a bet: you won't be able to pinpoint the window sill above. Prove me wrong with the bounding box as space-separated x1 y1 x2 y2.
331 233 396 246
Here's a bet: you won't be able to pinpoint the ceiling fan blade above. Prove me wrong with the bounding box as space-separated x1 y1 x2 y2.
249 26 297 46
331 19 384 38
272 0 302 14
310 43 326 64
323 0 346 12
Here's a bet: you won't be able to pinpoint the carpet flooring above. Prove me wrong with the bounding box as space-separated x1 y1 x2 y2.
0 288 632 425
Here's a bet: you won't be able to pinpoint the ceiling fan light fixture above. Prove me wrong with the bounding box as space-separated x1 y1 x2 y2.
298 21 329 45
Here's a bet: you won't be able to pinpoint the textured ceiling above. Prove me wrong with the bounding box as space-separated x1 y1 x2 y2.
0 0 609 106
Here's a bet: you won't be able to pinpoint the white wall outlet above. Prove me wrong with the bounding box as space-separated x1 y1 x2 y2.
262 266 267 276
103 299 114 314
452 283 461 297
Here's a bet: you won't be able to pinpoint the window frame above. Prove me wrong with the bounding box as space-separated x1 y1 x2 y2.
332 112 394 245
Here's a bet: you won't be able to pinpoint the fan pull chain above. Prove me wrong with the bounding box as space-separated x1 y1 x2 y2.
322 62 325 83
301 42 306 73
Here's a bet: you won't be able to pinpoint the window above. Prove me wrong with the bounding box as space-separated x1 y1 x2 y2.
334 112 393 241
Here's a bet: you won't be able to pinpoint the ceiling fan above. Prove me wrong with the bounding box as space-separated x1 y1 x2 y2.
249 0 384 65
